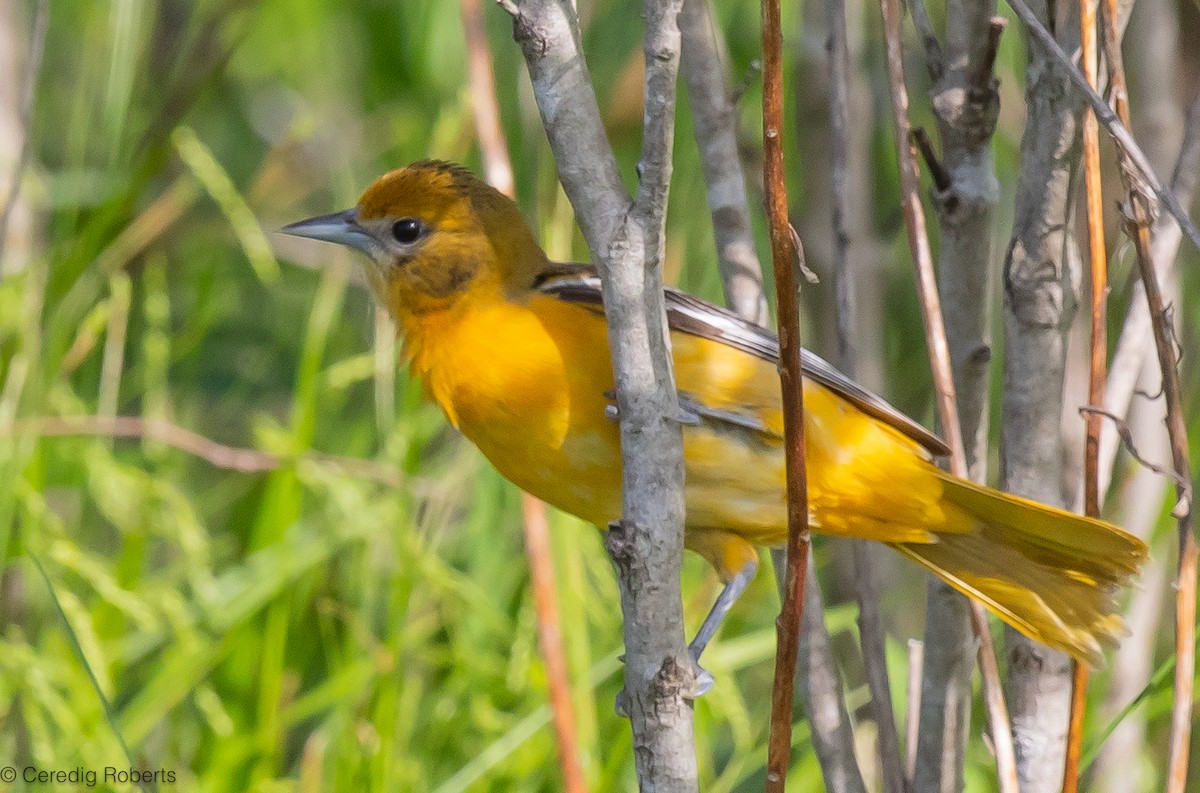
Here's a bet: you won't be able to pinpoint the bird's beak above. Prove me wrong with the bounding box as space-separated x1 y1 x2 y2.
280 208 376 256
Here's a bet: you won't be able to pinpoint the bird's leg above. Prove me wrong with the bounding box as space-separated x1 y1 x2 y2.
613 558 758 716
688 558 758 696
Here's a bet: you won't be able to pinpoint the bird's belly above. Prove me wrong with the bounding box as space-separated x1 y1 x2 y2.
482 421 787 541
682 427 788 544
463 399 788 537
457 398 624 528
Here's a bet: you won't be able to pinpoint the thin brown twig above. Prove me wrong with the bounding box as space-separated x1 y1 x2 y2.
878 1 1019 790
1171 536 1199 793
686 3 865 787
1097 9 1196 790
879 1 966 476
1063 0 1108 787
1097 92 1200 504
762 0 812 787
1079 0 1107 526
459 3 586 790
1080 407 1192 495
1004 0 1200 252
2 416 405 487
462 0 515 198
518 493 588 793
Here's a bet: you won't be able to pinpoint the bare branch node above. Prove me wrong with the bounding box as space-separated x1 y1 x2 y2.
501 1 549 55
655 655 693 702
1133 382 1165 402
604 520 639 569
973 17 1008 94
970 343 993 365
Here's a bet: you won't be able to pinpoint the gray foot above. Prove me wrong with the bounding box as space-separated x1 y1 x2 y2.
691 663 715 698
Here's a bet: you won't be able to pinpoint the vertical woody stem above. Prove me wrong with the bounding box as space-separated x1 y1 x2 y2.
1098 7 1196 791
504 1 699 788
879 0 1019 789
680 6 866 789
762 0 812 789
912 3 1005 787
1064 0 1106 787
824 0 903 786
679 0 770 327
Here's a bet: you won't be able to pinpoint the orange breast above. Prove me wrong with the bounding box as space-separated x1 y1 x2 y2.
404 294 624 526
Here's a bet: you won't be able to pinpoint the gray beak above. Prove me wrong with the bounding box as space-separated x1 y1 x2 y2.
280 208 376 256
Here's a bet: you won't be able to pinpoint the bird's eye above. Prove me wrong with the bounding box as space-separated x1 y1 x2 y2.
392 218 424 244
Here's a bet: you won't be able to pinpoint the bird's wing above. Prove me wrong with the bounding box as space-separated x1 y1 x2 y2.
535 265 950 457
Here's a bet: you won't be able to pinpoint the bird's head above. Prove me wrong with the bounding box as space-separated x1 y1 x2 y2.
283 161 547 319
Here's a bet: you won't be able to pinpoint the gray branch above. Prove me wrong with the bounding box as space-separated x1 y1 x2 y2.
816 0 904 786
1000 0 1083 787
912 0 1003 790
505 1 698 789
678 0 769 326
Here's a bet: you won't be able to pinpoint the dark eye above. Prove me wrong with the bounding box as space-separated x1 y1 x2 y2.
392 218 424 244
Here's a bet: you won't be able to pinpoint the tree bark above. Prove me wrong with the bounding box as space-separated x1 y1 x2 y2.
1002 0 1084 788
796 0 903 786
912 2 1003 791
678 0 769 327
505 2 698 789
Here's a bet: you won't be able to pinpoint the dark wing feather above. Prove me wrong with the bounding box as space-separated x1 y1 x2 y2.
536 266 951 457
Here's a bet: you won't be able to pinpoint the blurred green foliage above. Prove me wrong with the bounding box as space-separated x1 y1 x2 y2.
1 0 1196 791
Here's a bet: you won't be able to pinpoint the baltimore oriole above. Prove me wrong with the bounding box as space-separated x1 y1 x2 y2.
284 160 1146 682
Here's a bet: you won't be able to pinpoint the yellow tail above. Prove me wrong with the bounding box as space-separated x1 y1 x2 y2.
891 471 1148 665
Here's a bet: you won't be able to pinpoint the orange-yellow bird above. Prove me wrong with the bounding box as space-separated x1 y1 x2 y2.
284 160 1146 679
